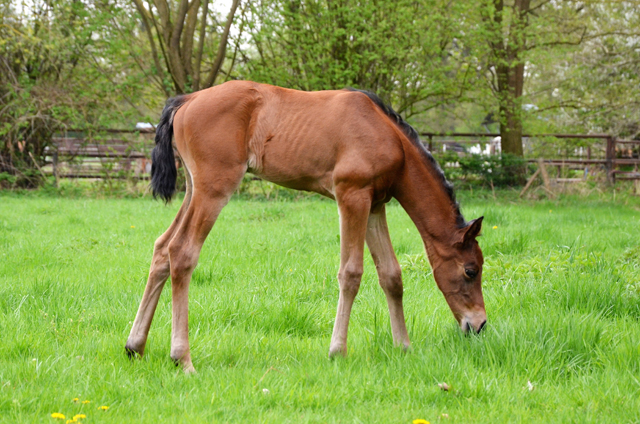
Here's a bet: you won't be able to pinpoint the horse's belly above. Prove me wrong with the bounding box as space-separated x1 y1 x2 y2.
246 129 338 197
252 163 336 199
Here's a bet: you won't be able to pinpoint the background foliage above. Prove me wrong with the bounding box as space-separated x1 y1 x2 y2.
1 0 640 184
0 0 154 186
243 0 473 117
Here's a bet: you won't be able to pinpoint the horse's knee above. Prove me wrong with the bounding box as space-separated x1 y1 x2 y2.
153 234 170 252
338 265 363 295
149 237 171 276
378 265 403 299
168 242 199 277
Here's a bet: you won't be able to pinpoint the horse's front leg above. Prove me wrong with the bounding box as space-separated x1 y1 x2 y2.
328 188 372 357
365 205 410 349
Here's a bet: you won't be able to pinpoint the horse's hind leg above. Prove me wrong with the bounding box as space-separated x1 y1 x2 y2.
365 206 410 349
167 166 246 373
125 170 193 358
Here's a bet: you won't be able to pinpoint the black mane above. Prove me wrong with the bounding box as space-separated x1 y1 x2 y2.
346 88 465 228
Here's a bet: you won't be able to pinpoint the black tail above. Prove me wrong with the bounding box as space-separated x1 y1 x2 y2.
151 95 189 203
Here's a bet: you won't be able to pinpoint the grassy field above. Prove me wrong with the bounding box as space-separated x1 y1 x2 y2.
1 189 639 423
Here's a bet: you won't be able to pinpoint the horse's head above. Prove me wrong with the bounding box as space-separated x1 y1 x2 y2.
430 216 486 334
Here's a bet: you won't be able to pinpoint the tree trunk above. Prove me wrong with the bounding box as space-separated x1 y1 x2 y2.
133 0 241 96
500 104 524 156
497 61 524 156
487 0 530 157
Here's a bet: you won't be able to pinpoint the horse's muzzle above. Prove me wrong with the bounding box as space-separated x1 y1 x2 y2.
460 311 487 334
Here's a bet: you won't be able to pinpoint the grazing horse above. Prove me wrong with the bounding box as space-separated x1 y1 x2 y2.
125 81 486 372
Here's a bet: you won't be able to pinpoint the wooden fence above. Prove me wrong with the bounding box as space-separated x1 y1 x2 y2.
421 132 640 183
45 129 640 184
44 129 155 184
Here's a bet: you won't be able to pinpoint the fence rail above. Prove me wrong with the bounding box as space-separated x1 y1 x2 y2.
420 132 640 183
44 130 155 183
45 129 640 184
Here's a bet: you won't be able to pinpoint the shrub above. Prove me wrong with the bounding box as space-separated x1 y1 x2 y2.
436 152 530 188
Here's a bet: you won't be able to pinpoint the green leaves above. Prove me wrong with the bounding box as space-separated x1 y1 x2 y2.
243 0 474 116
0 0 157 187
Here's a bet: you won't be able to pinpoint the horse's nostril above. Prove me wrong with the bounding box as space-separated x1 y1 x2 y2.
477 320 487 333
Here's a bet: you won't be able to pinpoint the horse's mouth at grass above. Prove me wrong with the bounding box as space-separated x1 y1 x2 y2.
460 315 487 334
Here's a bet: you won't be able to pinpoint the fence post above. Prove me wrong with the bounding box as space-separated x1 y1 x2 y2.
605 136 616 185
52 151 59 188
428 134 433 152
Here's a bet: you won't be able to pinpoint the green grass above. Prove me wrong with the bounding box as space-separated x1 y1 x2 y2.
1 190 640 423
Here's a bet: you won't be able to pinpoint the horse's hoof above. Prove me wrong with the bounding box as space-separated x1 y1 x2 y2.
328 346 347 359
182 363 197 374
172 358 197 374
171 352 196 373
125 345 143 360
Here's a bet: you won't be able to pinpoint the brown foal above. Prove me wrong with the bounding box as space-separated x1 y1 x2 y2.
125 81 486 372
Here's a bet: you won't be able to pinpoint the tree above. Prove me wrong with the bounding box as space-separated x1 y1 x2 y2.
527 1 640 138
1 1 96 185
131 0 241 95
0 0 152 187
478 0 594 156
242 0 474 118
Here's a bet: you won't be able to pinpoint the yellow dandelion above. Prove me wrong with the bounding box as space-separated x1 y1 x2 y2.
81 400 90 404
50 413 66 419
73 414 86 420
130 225 135 228
66 420 77 424
72 398 79 403
98 405 109 410
492 225 498 229
413 420 430 424
549 210 552 213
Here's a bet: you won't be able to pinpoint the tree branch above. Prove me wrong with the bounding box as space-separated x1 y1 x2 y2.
152 0 171 46
224 1 248 82
131 0 169 96
203 0 240 88
146 0 177 89
193 0 209 91
182 0 202 80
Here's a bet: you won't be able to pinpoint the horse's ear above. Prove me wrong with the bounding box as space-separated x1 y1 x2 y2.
458 216 483 246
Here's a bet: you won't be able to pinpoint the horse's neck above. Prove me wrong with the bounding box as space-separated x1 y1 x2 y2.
394 145 462 249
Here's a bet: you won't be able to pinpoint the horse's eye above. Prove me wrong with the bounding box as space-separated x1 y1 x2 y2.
464 269 477 279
